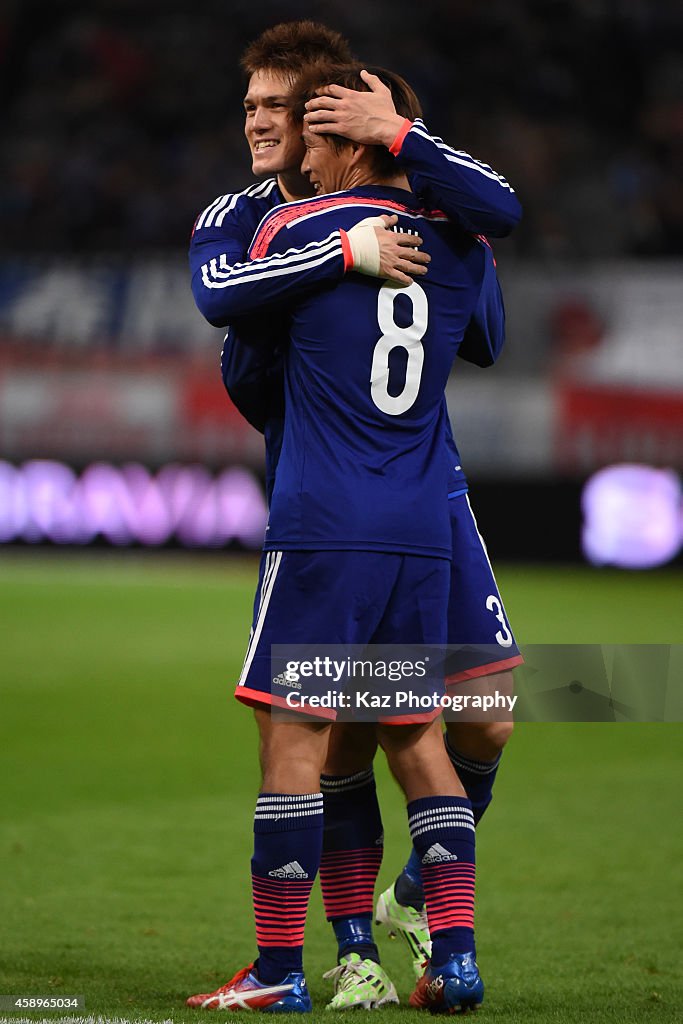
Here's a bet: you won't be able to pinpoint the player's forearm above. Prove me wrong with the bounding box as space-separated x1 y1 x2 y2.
392 119 522 238
192 233 347 327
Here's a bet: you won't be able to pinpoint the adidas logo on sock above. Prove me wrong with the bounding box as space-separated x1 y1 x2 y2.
268 861 309 879
422 843 458 864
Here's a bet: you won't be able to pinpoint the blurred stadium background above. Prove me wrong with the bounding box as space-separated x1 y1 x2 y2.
0 0 681 566
1 2 682 1021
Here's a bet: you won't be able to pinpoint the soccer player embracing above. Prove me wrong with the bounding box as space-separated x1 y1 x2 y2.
186 22 523 1014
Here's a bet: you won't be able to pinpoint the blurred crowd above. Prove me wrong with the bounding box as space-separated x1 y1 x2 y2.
2 0 681 259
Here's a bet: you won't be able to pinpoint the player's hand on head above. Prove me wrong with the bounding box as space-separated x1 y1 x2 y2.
346 214 430 286
304 70 407 148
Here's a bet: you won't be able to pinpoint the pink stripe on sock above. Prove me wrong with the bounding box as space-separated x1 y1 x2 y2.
422 862 475 933
320 847 383 919
252 874 314 947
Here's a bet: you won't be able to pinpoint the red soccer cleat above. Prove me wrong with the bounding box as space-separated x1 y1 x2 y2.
186 963 311 1012
409 953 484 1014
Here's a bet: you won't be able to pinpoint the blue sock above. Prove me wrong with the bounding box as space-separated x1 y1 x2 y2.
320 768 383 963
332 916 377 963
444 734 502 824
251 792 323 983
407 796 476 962
395 739 503 910
395 847 424 909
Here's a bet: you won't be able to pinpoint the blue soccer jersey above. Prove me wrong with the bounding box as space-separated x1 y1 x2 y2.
188 121 517 505
222 239 502 504
188 121 520 329
246 186 492 559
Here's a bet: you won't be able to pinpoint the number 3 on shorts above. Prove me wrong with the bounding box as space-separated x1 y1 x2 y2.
486 594 513 648
371 280 428 415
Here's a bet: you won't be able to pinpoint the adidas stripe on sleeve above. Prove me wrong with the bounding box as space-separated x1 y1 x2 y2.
392 118 522 238
192 179 279 232
189 181 348 328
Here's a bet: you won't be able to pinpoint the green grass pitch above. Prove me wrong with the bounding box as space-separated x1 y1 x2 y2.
1 552 682 1023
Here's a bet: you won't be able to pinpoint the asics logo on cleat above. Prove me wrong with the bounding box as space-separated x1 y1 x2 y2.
410 953 484 1013
425 975 444 1001
187 964 311 1013
212 983 294 1010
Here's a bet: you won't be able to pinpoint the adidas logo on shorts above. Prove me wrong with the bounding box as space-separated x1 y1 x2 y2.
272 672 302 690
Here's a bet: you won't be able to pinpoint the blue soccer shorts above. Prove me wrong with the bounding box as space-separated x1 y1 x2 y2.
445 492 524 684
235 549 449 720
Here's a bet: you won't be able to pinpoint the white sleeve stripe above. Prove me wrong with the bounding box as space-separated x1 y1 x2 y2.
436 144 511 182
194 179 278 231
443 154 514 190
438 145 507 176
412 123 509 178
195 194 229 231
409 122 515 192
214 179 277 227
201 244 341 290
242 232 339 266
205 196 237 229
210 234 339 280
205 183 261 230
200 234 341 289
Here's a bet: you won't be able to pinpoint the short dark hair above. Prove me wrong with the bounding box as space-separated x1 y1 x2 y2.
240 21 353 82
292 64 422 178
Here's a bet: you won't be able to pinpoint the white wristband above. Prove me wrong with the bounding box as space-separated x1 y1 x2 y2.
346 216 387 276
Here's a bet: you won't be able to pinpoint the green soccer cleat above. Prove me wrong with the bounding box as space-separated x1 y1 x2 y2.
323 952 399 1010
375 883 432 980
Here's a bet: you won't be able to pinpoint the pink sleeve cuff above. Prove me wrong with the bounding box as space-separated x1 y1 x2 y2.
339 229 354 271
389 118 413 156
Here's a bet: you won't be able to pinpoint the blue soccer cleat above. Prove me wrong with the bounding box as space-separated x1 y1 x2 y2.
186 963 311 1012
409 952 484 1014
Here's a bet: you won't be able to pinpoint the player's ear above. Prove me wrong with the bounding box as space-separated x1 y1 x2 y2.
348 142 367 165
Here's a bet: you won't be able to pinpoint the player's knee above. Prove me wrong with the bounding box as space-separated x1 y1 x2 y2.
256 713 330 790
254 707 272 776
446 718 513 760
323 722 377 776
379 723 467 801
483 718 514 752
261 748 327 792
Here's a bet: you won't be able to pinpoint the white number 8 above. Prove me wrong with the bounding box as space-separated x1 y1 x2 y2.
370 280 428 415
